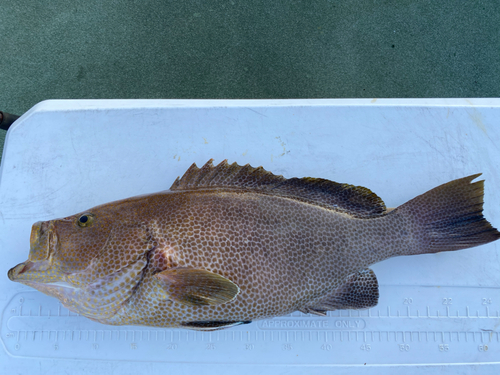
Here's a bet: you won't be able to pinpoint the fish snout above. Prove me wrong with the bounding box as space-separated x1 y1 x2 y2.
30 221 50 247
8 262 27 281
29 221 56 262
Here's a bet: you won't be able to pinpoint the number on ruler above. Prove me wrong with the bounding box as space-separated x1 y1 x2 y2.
399 344 410 352
403 298 413 305
282 344 292 351
206 343 215 350
245 344 255 350
442 298 452 305
360 344 371 351
478 345 489 352
439 344 449 352
321 344 332 351
166 344 178 350
482 298 492 305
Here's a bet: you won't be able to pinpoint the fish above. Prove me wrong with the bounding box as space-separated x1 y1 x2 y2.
8 160 500 331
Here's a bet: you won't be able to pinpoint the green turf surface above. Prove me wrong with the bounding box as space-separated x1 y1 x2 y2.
1 1 499 162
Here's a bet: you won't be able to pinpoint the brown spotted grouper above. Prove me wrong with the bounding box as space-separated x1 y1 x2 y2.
8 160 500 330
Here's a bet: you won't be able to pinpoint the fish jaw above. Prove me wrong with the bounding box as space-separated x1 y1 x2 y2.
8 219 84 314
9 257 149 323
29 221 56 262
8 259 62 284
8 260 81 313
8 220 62 285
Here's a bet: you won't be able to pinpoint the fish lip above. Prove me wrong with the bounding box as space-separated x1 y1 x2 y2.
48 226 59 258
7 260 35 281
8 263 26 281
9 221 59 282
29 221 59 262
8 260 52 281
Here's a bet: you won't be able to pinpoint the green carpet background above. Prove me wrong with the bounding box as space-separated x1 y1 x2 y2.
1 1 499 161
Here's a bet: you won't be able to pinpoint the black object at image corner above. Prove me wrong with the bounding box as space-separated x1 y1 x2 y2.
0 111 19 131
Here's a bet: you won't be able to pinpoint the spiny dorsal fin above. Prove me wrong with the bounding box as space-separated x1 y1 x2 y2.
170 159 287 190
170 160 386 218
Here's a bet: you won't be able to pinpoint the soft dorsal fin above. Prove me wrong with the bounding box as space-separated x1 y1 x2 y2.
170 160 386 218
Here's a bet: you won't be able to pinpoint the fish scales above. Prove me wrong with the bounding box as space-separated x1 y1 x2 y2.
110 191 400 325
8 160 500 330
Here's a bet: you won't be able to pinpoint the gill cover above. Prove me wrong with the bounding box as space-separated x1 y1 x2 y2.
59 223 155 319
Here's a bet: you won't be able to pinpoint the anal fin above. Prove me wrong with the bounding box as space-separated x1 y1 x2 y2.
300 268 379 315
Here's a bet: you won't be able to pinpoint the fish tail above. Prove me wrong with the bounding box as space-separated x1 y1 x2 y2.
391 174 500 255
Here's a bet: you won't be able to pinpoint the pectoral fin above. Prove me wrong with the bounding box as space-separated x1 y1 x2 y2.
300 268 379 315
155 268 240 306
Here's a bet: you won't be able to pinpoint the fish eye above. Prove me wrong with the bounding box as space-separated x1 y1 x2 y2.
77 214 94 227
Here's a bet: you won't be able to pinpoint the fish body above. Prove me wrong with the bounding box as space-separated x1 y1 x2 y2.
8 160 500 330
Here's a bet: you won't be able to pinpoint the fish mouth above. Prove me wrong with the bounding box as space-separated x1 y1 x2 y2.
8 260 53 282
8 262 27 281
29 221 58 262
8 220 61 283
8 264 79 307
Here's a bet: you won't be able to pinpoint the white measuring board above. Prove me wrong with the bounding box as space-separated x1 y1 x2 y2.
1 99 499 375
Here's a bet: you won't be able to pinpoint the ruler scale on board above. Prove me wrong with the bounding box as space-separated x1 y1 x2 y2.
2 286 498 364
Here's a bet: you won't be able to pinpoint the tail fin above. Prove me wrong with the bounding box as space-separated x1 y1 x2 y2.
392 174 500 254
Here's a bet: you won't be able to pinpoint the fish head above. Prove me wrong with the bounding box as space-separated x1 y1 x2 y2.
8 203 149 320
9 208 115 282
